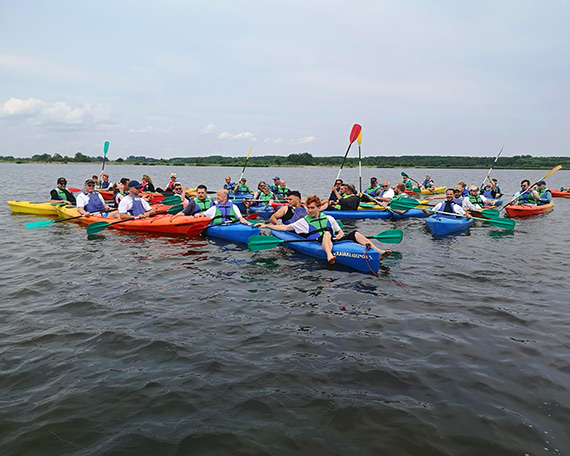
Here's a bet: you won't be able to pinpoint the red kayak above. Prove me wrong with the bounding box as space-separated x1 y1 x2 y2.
99 190 165 204
505 201 554 218
551 189 570 198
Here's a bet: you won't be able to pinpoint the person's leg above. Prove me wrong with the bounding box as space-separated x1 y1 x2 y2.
321 232 335 264
352 231 392 260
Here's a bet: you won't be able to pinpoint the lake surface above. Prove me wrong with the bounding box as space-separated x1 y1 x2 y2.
1 163 569 455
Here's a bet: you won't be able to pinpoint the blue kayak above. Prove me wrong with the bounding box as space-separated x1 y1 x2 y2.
204 223 260 244
426 215 473 235
270 230 380 274
389 208 430 219
322 210 391 220
248 205 274 218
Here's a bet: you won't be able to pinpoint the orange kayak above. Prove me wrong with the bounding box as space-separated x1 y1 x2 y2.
551 189 570 198
99 190 164 204
504 201 554 218
56 205 210 235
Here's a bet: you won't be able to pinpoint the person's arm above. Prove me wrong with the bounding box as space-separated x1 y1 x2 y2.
269 206 287 225
256 222 295 232
233 205 251 225
195 205 216 218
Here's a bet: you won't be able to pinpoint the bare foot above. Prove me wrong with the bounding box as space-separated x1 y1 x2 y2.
327 256 336 265
380 250 392 260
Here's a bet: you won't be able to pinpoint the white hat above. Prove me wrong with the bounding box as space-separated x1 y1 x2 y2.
170 172 177 177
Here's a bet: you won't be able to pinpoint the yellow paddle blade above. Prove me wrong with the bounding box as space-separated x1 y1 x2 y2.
357 130 362 146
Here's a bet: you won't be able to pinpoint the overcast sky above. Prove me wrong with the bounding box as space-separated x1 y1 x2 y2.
1 0 569 159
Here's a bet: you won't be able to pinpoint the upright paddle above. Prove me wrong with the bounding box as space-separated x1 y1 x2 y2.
498 165 562 210
101 141 110 172
479 146 503 190
86 204 183 234
335 124 362 181
388 197 500 218
238 146 253 182
400 172 422 192
357 129 363 194
248 229 403 252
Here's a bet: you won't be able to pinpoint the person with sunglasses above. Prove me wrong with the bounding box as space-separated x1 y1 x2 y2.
50 177 76 205
462 185 491 212
171 182 190 203
76 179 111 216
328 179 343 204
373 181 394 203
364 177 380 196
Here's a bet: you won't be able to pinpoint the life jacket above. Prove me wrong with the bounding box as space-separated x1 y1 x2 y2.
461 189 468 197
114 191 127 207
223 182 236 192
101 181 111 189
212 201 237 225
423 179 433 188
517 190 537 205
467 194 485 207
440 200 459 217
282 206 307 225
166 181 175 190
274 186 289 198
404 180 413 190
53 188 69 200
258 191 274 206
334 193 359 210
365 184 379 195
195 197 213 211
536 188 551 205
453 197 463 205
303 214 333 240
234 184 250 196
83 191 105 213
127 195 147 216
481 189 493 199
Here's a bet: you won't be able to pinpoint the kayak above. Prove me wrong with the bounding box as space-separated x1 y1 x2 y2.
551 190 570 198
504 201 554 218
56 205 211 235
323 210 391 220
248 205 275 218
270 230 380 274
98 190 164 204
426 215 473 235
405 186 446 195
7 201 64 216
390 208 430 219
204 223 260 244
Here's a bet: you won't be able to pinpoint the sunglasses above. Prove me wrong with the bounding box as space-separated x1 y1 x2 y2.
58 182 67 185
86 184 95 187
174 187 182 190
381 185 389 188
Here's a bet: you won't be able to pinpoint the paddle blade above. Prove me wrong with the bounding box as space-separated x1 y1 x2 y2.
480 208 500 218
160 195 183 205
26 220 55 229
246 213 259 220
356 130 362 146
86 221 111 235
389 199 420 211
372 229 403 244
248 235 283 251
166 204 184 214
103 141 110 156
246 146 253 160
349 124 362 143
487 217 516 230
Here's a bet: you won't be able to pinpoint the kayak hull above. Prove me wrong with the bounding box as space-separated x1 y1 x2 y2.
405 186 446 195
504 201 554 218
426 215 473 235
7 201 63 215
248 205 275 218
390 208 430 219
204 223 260 244
56 205 210 235
551 190 570 198
270 230 380 274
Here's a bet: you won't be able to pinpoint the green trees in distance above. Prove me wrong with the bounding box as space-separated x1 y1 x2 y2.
1 152 568 169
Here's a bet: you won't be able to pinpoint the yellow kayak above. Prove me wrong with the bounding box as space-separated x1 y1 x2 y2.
358 202 387 210
7 201 65 215
405 186 446 195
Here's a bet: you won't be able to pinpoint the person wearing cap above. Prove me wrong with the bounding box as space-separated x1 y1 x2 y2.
274 179 290 199
270 176 281 194
195 189 252 226
535 181 552 205
223 176 236 193
325 183 359 211
166 172 178 191
364 177 380 196
328 179 343 203
424 188 470 218
462 185 491 211
421 175 435 191
77 179 111 216
269 190 307 226
257 194 391 264
510 179 540 206
117 180 155 219
50 177 76 205
234 178 251 197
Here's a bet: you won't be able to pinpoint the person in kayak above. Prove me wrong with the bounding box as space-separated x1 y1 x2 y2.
269 190 307 225
223 176 236 193
50 177 76 205
251 184 274 208
535 181 552 205
77 179 112 216
257 195 391 264
364 177 380 196
510 179 540 205
424 188 471 218
171 182 190 203
233 178 251 197
178 184 213 216
274 179 290 200
421 175 436 191
328 179 343 204
373 181 395 202
462 185 491 211
323 182 360 211
165 173 178 191
118 180 155 219
386 182 411 214
113 178 129 207
401 174 414 190
195 189 253 226
141 174 155 193
269 176 281 194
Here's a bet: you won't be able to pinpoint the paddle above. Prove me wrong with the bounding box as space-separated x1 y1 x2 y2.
101 141 109 173
158 195 187 206
357 129 363 194
424 208 516 230
335 124 362 181
26 214 87 229
479 146 503 190
86 204 183 234
238 146 253 182
246 213 259 220
248 229 403 252
498 165 562 210
389 197 500 218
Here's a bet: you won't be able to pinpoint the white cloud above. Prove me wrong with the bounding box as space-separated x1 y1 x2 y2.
202 123 215 134
217 131 256 141
264 137 283 144
1 97 118 130
128 126 172 134
290 136 316 145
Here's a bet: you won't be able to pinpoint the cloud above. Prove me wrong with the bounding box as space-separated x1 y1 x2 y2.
1 97 118 130
128 126 172 134
290 136 316 145
264 137 283 144
202 123 215 134
217 131 256 141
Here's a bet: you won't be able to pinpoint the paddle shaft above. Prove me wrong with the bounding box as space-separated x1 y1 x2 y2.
335 123 362 182
238 147 253 182
499 165 562 210
479 146 503 189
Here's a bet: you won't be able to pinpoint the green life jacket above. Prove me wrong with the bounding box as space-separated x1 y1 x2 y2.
212 201 237 225
304 214 332 240
259 191 274 206
537 187 549 196
365 184 380 195
517 190 537 205
196 196 212 211
404 180 413 190
54 188 68 200
468 194 484 206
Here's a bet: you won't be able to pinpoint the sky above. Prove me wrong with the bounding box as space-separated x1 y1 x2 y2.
1 0 570 159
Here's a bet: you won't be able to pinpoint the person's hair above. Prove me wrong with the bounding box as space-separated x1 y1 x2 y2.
120 177 129 185
92 175 98 180
142 174 154 185
446 187 455 193
305 195 321 207
173 182 182 189
335 179 343 185
101 173 109 179
257 181 266 188
395 182 406 192
288 190 301 199
521 179 530 186
457 181 466 188
197 184 207 191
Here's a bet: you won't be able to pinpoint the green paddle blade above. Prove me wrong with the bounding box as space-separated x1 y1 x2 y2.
372 229 403 244
389 199 421 211
482 216 516 230
26 220 56 229
103 141 110 155
411 187 422 193
248 235 282 251
159 195 183 205
479 208 500 218
86 221 111 234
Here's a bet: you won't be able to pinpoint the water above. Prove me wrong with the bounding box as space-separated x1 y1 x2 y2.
1 163 569 455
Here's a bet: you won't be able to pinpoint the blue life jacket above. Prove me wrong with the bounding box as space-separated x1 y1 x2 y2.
212 201 237 225
481 189 493 199
282 206 307 225
127 195 146 216
83 191 105 213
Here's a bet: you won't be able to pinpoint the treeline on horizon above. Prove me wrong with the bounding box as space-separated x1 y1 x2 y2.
1 152 568 169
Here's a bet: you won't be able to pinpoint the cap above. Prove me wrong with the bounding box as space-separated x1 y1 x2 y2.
288 190 301 199
85 179 95 185
240 178 247 182
170 172 177 177
371 177 377 182
453 186 462 191
57 177 67 184
273 176 280 180
345 183 357 194
128 180 142 189
537 180 546 186
468 185 478 191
